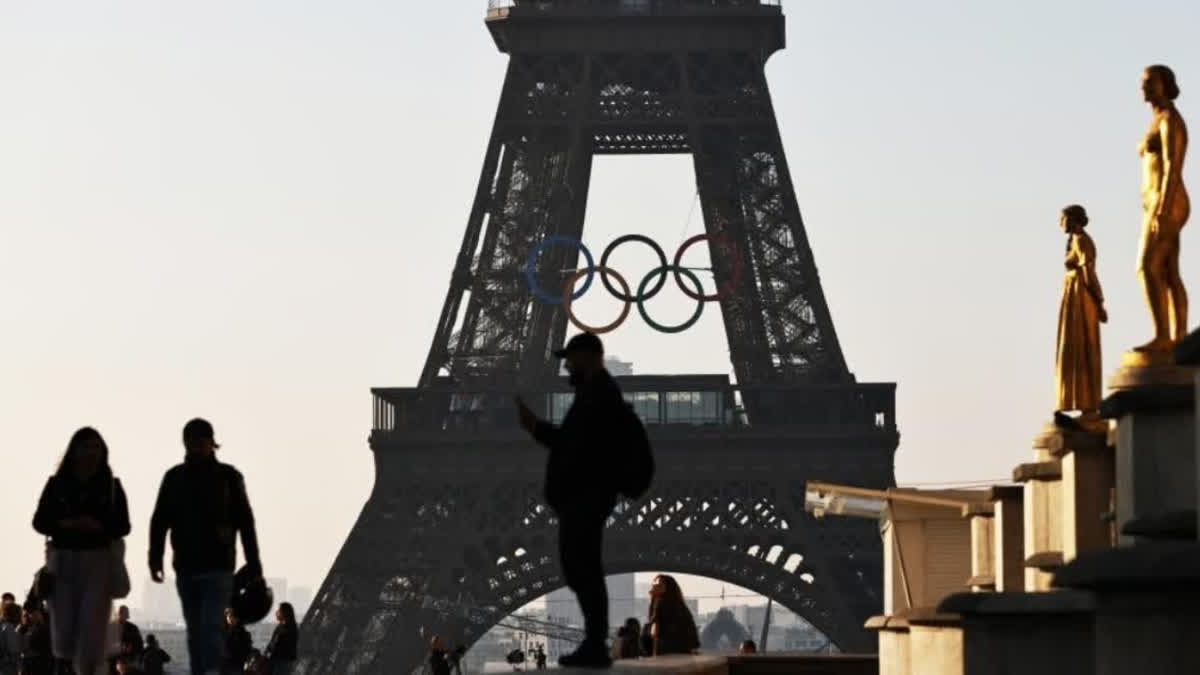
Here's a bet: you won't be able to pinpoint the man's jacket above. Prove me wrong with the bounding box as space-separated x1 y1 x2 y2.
149 454 260 575
533 369 626 512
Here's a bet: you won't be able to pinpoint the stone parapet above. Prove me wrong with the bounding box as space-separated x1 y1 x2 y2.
1054 542 1200 675
937 590 1095 675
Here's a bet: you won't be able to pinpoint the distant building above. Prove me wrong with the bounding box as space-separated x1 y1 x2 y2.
605 357 634 376
546 573 636 634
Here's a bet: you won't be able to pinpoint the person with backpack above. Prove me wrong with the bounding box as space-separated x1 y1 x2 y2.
516 332 654 668
148 418 263 675
32 427 132 675
138 635 170 675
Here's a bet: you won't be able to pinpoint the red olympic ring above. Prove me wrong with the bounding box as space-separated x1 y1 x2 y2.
562 266 632 335
672 232 744 302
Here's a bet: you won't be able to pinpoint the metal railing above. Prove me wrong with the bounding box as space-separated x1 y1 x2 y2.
487 0 781 18
371 380 894 435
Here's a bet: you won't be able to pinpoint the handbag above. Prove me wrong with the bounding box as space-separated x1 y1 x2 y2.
109 479 131 600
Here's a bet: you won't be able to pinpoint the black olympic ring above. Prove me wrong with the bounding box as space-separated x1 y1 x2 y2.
600 234 668 303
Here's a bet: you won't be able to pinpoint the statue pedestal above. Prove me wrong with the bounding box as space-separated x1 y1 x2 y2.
865 615 910 675
962 502 995 591
1013 459 1062 591
938 591 1095 675
1103 352 1197 544
1054 542 1200 675
1034 424 1115 562
905 610 963 675
986 486 1024 592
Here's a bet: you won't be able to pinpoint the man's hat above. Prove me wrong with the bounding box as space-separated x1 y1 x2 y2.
182 418 220 449
553 332 604 359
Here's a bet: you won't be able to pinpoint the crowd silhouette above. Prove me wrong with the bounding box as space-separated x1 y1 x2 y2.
14 421 299 675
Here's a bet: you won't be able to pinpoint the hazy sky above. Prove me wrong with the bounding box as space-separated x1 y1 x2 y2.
2 1 1198 614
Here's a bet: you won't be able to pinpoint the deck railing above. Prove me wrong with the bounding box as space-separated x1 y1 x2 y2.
487 0 781 19
372 380 894 435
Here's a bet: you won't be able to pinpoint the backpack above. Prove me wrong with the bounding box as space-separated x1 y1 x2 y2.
616 402 655 500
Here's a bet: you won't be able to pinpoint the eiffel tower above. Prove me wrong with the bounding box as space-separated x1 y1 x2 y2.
295 2 897 672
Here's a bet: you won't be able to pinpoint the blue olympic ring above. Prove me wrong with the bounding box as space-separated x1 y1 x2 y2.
525 235 596 305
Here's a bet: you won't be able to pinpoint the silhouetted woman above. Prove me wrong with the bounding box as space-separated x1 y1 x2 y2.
33 427 131 675
646 575 699 656
264 603 298 674
223 608 253 675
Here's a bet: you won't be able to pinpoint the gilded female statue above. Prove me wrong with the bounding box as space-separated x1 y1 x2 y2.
1136 64 1190 353
1056 205 1108 418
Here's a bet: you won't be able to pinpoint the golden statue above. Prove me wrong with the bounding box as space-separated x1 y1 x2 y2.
1135 64 1190 354
1056 205 1108 420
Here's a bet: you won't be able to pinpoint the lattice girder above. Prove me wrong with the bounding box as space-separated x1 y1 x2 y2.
295 436 891 675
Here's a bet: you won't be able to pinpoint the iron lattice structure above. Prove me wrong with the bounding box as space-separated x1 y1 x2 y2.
295 3 897 673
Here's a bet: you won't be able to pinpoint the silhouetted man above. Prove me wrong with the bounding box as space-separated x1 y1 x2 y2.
148 418 262 675
517 333 624 668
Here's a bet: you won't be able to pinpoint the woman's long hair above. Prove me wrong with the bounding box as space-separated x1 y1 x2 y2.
648 575 686 622
278 602 297 627
55 427 110 479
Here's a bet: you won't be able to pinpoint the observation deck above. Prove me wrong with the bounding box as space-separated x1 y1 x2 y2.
371 374 896 450
485 0 785 55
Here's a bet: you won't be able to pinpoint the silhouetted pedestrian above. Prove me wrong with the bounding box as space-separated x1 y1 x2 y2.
109 605 143 674
33 427 131 675
427 636 451 675
647 575 699 656
139 635 170 675
17 605 51 675
534 644 546 670
639 623 653 657
264 603 298 674
611 618 641 660
516 333 631 668
0 602 21 674
149 418 262 675
222 608 252 675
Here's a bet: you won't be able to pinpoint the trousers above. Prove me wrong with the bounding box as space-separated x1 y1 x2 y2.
176 572 234 675
49 547 112 675
557 501 614 647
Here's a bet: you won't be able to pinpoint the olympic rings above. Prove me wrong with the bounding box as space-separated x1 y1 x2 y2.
524 232 740 333
562 266 632 335
525 235 595 305
673 232 744 302
636 265 706 334
600 235 668 303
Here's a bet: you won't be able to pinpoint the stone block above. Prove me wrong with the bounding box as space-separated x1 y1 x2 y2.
989 486 1024 592
866 615 910 675
938 590 1094 675
1035 425 1115 562
904 609 962 675
1100 379 1196 543
1054 542 1200 675
1014 460 1062 590
961 503 994 590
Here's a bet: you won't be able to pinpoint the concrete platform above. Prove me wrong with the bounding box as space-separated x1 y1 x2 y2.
556 654 728 675
555 653 878 675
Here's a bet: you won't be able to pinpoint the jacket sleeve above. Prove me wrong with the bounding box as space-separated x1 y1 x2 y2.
532 419 562 449
107 478 132 539
31 476 59 538
148 473 173 569
230 471 262 572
